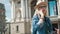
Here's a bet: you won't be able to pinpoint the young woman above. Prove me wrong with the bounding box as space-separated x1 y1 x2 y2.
31 2 53 34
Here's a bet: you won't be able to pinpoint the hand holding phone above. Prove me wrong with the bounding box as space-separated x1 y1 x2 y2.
39 9 44 18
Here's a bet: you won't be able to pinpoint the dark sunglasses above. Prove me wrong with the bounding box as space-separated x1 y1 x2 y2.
38 6 47 8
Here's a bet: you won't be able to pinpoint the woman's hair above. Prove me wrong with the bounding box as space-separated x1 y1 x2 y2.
33 9 38 16
33 9 47 17
34 2 47 9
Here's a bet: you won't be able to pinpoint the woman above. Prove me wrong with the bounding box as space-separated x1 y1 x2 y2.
31 2 53 34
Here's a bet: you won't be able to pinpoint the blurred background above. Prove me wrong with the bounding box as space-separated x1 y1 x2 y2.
0 0 60 34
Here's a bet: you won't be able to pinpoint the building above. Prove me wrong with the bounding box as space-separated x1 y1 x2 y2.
0 3 6 34
7 0 60 34
9 0 31 34
5 22 11 34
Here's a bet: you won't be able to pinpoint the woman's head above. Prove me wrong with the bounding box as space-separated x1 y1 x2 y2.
34 2 47 16
34 2 47 9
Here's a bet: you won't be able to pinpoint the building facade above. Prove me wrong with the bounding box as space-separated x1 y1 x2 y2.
6 0 60 34
9 0 26 34
0 3 6 34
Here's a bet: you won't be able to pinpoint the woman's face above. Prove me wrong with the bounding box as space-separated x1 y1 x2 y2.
38 6 47 16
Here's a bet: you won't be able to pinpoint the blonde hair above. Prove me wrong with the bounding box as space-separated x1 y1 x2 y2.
33 9 47 17
33 9 38 16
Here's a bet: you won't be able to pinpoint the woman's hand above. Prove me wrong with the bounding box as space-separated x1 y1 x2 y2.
38 9 44 18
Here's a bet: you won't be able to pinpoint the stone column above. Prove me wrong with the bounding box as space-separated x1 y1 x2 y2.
58 0 60 18
25 0 30 21
28 0 32 19
21 0 26 34
29 5 31 19
21 0 32 34
10 1 15 23
11 1 15 19
58 0 60 34
24 0 31 34
21 0 26 21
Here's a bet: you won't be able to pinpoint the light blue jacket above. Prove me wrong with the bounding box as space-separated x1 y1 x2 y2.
32 15 53 34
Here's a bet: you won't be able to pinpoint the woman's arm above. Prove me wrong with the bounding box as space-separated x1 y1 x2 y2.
31 15 39 34
32 14 44 34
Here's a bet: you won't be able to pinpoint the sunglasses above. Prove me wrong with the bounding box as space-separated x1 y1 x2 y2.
38 6 47 10
38 6 47 8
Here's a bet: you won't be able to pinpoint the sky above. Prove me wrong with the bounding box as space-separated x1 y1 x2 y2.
0 0 11 22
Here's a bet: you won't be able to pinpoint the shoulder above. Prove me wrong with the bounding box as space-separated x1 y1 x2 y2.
32 14 39 20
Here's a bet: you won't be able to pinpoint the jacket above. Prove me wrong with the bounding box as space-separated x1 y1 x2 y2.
31 14 53 34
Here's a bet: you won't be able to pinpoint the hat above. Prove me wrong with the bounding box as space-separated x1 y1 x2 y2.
34 1 47 9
